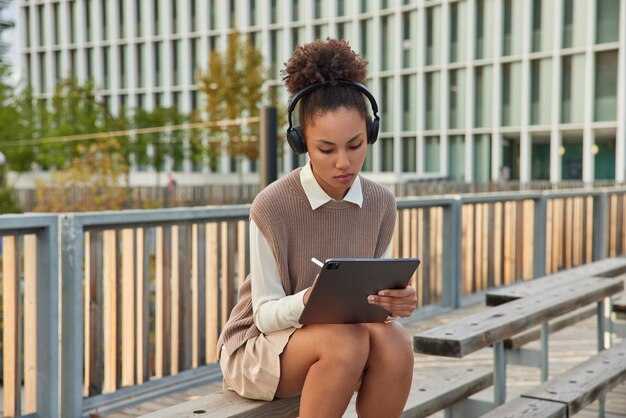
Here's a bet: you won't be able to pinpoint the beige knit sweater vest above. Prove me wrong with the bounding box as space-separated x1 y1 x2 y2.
217 168 397 355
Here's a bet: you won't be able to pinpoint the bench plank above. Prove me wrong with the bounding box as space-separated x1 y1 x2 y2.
614 293 626 313
486 257 626 306
478 397 566 418
138 391 300 418
504 304 596 349
414 277 623 358
522 339 626 416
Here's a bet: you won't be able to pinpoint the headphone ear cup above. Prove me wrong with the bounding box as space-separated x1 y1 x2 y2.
286 126 307 154
367 116 380 144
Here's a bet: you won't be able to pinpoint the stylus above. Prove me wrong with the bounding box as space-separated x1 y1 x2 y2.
311 258 324 268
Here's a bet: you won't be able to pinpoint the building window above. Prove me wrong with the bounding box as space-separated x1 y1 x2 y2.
425 72 440 130
85 0 93 42
360 0 370 13
402 11 416 68
530 60 541 125
54 50 61 83
449 70 459 129
37 4 45 46
136 44 144 87
154 42 162 86
292 0 299 21
228 0 235 28
153 0 160 35
531 0 542 52
381 77 393 132
596 0 619 44
474 66 484 127
402 75 416 131
103 47 110 89
314 0 321 19
38 52 46 92
173 0 180 32
52 2 60 44
359 19 371 61
208 0 215 29
449 2 458 62
475 0 484 58
23 7 31 47
381 15 393 71
595 50 618 122
119 45 127 88
69 49 77 77
502 0 512 55
337 0 345 16
190 0 197 31
86 48 94 79
172 41 180 85
118 0 125 38
402 137 416 173
448 135 465 181
424 137 440 173
190 37 199 83
250 0 256 26
270 0 278 23
425 7 435 65
101 0 108 40
69 2 77 43
562 0 573 48
381 138 394 172
135 0 142 37
561 54 584 123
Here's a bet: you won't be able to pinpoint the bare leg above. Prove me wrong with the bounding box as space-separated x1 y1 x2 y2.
275 323 369 418
356 322 414 418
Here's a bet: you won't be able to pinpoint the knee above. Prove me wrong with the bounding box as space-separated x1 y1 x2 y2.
368 323 414 369
316 323 370 367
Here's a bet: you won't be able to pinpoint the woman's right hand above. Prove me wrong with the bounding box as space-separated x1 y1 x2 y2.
303 274 320 305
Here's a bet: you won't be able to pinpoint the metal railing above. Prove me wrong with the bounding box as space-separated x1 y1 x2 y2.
1 187 626 417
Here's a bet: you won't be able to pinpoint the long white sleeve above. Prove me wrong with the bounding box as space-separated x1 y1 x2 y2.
250 221 308 334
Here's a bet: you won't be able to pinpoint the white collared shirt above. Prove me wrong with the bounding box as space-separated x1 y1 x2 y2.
250 162 389 334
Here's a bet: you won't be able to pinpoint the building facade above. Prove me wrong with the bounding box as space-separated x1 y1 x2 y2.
1 0 15 64
17 0 626 183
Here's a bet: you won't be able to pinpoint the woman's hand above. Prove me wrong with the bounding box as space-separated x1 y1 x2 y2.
367 286 417 318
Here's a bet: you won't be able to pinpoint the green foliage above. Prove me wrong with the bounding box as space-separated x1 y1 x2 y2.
33 140 130 212
197 32 267 163
0 186 22 214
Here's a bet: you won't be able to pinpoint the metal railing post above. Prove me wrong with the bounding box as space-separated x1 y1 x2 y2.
592 191 608 261
442 198 462 308
60 215 85 418
533 195 547 278
37 219 60 418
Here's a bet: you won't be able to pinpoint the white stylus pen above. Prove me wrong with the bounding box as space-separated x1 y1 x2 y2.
311 257 324 268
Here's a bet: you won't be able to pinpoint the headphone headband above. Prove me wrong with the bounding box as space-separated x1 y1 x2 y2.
286 80 381 154
287 80 379 129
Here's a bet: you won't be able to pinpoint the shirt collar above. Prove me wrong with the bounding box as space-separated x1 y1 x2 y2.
300 161 363 210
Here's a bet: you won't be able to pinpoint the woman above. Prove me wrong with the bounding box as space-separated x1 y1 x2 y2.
217 38 417 418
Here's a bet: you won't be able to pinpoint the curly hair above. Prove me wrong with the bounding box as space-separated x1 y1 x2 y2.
281 38 371 130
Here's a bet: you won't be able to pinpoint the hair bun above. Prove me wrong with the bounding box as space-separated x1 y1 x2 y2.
282 38 368 95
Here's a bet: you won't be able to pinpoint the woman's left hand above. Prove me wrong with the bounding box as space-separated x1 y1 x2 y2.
367 286 417 318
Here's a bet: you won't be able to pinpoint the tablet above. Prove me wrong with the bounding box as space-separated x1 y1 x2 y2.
298 258 420 325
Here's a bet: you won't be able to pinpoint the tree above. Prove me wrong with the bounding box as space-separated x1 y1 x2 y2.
197 32 267 172
33 140 130 212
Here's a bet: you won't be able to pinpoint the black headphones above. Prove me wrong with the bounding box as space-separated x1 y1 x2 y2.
286 80 381 155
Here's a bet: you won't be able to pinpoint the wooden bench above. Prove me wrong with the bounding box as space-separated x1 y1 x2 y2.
480 338 626 418
413 276 624 413
484 257 626 381
139 366 493 418
485 256 626 306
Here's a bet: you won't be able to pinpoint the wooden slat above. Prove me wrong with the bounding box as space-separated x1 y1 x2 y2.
523 339 626 416
221 222 236 325
3 235 21 416
192 224 200 368
179 224 193 372
23 234 37 414
206 223 220 363
136 227 150 384
103 229 118 393
494 202 503 286
414 276 624 358
171 225 180 375
85 231 104 396
480 397 566 418
121 228 136 387
155 226 172 378
422 208 431 305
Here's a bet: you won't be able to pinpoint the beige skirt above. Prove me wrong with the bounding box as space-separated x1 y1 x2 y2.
219 327 297 401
